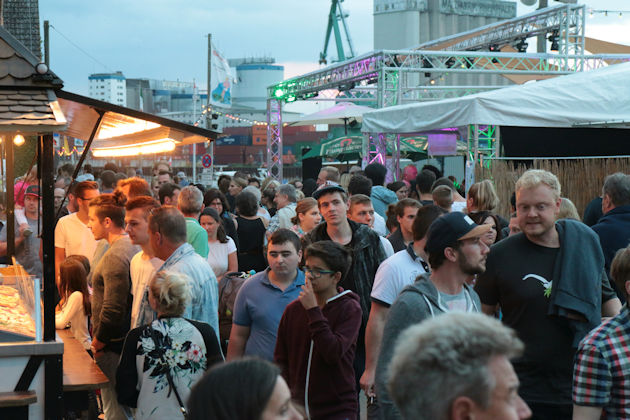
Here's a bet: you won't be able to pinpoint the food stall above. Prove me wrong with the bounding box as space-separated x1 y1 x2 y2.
0 26 217 418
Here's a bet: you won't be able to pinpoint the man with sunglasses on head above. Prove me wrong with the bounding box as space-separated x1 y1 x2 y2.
55 180 101 279
275 240 362 420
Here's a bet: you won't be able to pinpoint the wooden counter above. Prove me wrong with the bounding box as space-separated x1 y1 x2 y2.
58 329 109 392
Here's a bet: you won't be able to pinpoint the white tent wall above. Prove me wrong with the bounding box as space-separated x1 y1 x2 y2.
361 62 630 135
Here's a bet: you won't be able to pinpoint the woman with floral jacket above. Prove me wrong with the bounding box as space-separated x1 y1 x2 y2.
116 270 223 419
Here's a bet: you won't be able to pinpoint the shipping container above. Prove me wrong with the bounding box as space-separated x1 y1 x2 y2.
215 135 251 146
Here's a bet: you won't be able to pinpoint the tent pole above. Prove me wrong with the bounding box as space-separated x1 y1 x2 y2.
395 134 401 180
495 126 501 158
473 124 479 167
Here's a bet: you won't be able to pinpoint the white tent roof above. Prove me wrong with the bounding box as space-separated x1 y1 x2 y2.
361 62 630 134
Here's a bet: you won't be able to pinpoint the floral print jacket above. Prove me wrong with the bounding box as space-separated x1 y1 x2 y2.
116 317 223 420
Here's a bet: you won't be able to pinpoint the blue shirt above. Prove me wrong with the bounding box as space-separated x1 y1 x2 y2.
136 243 219 341
233 267 305 361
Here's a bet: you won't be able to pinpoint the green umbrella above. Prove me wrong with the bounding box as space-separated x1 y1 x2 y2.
302 136 363 160
386 136 429 160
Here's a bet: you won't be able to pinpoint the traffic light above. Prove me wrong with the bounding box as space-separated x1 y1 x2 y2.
210 113 219 130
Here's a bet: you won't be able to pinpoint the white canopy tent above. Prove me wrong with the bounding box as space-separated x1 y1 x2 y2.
361 62 630 134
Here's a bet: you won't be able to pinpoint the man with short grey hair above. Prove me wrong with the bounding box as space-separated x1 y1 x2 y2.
147 206 219 338
388 312 531 420
317 166 340 186
267 183 298 238
592 172 630 299
177 185 209 258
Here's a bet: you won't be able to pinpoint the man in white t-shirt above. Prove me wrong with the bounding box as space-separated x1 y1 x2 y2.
54 181 100 279
124 196 163 328
361 204 446 402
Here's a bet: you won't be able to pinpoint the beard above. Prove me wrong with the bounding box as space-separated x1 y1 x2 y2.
457 253 486 276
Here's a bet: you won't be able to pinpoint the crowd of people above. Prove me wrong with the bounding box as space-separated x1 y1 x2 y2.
3 159 630 420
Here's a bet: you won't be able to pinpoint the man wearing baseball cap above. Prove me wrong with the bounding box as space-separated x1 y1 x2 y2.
373 212 490 420
0 185 42 278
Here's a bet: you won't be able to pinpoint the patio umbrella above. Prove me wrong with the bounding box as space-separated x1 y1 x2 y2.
291 102 375 134
395 136 429 160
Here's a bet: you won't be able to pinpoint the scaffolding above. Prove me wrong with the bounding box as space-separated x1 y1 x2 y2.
266 4 630 180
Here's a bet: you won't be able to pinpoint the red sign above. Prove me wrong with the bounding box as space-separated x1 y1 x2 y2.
201 154 212 168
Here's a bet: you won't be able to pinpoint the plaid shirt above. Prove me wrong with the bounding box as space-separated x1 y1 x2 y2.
573 305 630 419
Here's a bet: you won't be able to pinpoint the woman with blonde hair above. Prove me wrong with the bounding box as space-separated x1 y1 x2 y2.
228 177 247 199
290 198 321 238
466 179 500 213
557 197 581 221
116 271 223 419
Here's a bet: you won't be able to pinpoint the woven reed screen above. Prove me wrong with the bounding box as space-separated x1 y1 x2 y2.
475 158 630 219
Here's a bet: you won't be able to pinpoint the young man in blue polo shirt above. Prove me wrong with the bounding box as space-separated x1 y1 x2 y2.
227 228 305 361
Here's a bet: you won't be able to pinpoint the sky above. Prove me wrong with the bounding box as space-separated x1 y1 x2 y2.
39 0 630 96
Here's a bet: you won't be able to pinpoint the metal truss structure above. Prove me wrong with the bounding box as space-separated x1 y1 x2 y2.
266 99 283 181
416 4 585 58
469 125 499 166
265 4 630 179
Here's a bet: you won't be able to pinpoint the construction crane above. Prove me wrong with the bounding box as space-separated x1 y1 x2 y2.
319 0 355 65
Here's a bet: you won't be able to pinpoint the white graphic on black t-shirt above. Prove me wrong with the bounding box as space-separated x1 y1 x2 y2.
523 274 553 297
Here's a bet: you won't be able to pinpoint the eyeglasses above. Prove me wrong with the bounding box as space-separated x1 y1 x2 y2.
304 267 336 279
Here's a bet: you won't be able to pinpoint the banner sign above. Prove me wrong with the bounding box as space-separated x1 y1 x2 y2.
428 133 458 156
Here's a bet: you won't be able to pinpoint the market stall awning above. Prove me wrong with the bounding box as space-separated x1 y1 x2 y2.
362 61 630 134
56 90 218 157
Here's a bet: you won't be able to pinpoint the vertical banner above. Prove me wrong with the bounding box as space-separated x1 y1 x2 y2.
210 42 235 107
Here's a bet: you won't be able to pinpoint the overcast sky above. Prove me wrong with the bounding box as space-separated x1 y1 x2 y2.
39 0 630 95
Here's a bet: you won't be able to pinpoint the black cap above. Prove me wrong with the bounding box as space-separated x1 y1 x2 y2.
425 212 491 255
312 181 346 200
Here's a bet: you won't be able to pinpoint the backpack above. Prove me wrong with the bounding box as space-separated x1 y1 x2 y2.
217 271 250 352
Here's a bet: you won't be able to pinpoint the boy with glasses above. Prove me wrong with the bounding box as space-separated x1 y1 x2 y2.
274 240 362 420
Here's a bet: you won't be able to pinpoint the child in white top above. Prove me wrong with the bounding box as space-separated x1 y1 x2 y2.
56 256 92 350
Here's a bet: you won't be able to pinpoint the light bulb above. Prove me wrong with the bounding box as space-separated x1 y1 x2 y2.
13 134 25 146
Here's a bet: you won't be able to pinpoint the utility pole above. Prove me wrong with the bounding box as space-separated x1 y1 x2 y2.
192 78 197 183
206 34 214 185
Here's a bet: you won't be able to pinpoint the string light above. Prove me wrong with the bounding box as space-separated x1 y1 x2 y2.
56 146 82 157
588 9 629 17
192 103 267 127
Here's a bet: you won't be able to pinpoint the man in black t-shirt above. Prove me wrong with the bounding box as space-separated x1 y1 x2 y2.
475 170 621 420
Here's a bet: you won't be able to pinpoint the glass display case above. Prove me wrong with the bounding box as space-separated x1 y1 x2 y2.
0 265 41 342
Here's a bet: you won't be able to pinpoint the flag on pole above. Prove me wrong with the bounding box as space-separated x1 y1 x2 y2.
210 42 235 108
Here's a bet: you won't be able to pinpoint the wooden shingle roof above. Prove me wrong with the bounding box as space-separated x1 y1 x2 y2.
0 25 65 132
